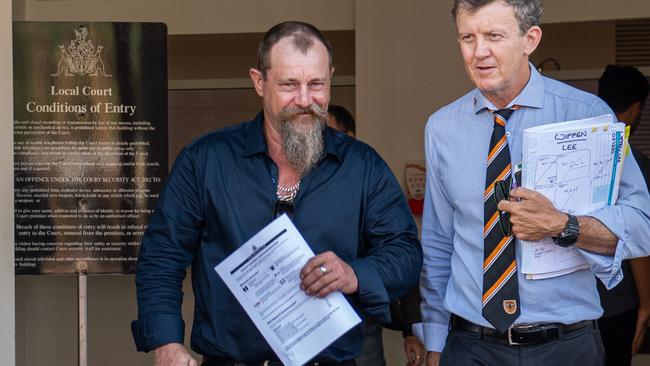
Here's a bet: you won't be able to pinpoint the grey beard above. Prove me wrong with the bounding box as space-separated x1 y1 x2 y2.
277 107 326 177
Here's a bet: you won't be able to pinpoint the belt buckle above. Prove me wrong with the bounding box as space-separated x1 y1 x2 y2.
506 327 522 345
507 324 536 345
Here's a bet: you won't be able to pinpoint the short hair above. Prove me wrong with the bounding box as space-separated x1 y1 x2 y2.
328 105 356 135
257 21 333 79
451 0 544 34
598 65 649 114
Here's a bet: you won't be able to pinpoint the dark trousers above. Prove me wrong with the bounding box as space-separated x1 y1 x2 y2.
440 325 605 366
354 316 386 366
599 308 637 366
202 359 355 366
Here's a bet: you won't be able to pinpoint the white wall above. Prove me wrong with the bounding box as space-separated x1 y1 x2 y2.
355 0 471 182
1 0 16 365
18 0 354 34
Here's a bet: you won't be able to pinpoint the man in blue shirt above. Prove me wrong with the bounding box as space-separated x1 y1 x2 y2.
131 21 422 366
417 1 650 366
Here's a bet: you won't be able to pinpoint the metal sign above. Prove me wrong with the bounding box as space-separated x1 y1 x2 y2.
13 22 168 274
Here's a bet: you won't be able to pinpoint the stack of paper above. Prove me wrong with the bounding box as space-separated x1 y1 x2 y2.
520 114 627 279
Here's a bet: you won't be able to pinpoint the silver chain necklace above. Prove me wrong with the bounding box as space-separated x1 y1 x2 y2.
277 180 301 202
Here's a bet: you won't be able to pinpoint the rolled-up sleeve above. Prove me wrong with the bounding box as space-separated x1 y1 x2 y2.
131 148 204 352
580 150 650 289
414 118 455 353
348 150 423 323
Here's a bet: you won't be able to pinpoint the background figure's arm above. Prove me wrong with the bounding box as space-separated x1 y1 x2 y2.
399 288 425 366
631 256 650 354
399 287 423 336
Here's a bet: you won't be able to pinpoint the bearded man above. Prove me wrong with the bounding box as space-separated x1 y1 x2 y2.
131 21 422 366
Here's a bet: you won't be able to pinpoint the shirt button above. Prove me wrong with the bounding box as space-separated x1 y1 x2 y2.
505 132 511 137
612 267 618 273
617 275 622 280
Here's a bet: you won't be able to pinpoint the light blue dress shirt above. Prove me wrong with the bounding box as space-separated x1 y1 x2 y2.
416 65 650 352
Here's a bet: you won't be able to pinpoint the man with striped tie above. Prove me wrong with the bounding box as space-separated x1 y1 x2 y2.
416 1 650 365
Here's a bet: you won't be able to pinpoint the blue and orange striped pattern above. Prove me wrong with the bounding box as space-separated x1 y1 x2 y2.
481 107 521 333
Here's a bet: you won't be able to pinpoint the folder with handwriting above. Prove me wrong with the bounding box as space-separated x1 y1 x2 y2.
520 114 626 279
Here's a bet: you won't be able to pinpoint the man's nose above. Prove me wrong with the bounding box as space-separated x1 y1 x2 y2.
474 38 491 59
294 85 312 108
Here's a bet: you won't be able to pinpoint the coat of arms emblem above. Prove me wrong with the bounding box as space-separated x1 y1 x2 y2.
503 299 518 315
51 26 111 77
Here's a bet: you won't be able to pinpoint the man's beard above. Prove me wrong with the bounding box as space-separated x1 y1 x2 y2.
275 104 327 177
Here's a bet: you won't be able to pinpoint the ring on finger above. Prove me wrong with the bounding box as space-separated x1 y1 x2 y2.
319 264 328 274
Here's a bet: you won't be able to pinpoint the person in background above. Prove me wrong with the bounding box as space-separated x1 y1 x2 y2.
131 21 422 366
386 290 427 366
417 1 650 365
328 104 357 137
328 104 427 366
597 64 650 366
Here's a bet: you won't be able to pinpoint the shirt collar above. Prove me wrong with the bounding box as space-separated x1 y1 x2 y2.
322 126 343 162
472 62 545 114
242 111 342 162
242 111 267 157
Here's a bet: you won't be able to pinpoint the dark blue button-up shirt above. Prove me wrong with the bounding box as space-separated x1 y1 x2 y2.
131 113 422 362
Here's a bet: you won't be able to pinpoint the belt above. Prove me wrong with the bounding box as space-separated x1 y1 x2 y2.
450 315 595 346
202 358 355 366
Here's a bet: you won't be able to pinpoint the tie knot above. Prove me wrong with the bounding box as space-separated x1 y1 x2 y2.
493 107 517 126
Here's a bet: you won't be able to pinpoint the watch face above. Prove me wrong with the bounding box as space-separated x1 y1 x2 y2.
553 214 579 247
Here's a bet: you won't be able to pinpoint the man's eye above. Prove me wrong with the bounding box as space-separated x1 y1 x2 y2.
489 33 503 40
310 82 326 90
460 35 474 43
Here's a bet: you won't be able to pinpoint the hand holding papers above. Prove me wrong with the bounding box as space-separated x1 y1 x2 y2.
519 114 626 279
300 251 359 297
214 215 361 366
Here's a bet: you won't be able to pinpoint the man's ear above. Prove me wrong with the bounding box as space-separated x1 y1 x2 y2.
249 68 264 97
523 26 542 56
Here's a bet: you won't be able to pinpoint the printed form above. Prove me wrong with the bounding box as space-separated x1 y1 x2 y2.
215 214 361 366
520 114 626 279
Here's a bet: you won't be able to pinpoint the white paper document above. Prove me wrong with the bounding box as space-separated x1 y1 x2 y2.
214 214 361 366
520 114 627 279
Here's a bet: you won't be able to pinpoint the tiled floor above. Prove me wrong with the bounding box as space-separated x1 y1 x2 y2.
633 355 650 365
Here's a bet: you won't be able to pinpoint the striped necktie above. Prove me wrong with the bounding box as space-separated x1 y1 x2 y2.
482 107 520 333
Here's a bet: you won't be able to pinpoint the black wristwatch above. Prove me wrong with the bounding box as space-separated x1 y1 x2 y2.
552 213 580 247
